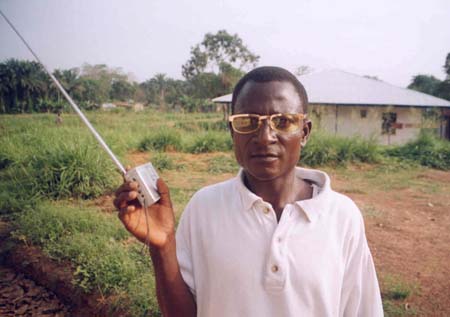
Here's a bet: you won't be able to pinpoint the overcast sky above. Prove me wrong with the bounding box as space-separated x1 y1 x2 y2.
1 0 449 87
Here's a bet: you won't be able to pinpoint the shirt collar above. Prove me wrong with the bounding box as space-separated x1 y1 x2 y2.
234 167 332 223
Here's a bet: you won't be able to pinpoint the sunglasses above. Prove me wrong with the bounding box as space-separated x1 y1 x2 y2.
228 113 307 134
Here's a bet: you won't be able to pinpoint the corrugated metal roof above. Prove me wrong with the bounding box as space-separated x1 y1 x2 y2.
212 94 232 103
212 69 450 108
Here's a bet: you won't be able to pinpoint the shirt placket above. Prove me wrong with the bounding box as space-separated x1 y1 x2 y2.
260 204 294 292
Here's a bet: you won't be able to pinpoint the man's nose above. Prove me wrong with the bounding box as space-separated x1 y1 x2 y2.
255 120 277 144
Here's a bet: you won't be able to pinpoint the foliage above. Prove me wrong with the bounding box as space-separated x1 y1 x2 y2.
181 30 256 100
0 60 138 114
0 59 49 113
7 141 117 200
444 52 450 78
407 74 441 95
11 202 160 316
435 79 450 101
185 72 224 99
178 95 214 112
301 132 382 166
182 30 259 79
138 130 183 152
384 132 450 170
0 114 120 204
110 79 136 101
408 52 450 101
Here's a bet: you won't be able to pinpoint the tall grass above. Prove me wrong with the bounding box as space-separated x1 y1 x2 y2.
184 131 233 153
15 142 118 199
138 129 182 152
0 115 120 208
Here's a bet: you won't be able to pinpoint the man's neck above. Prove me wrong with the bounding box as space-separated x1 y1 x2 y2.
243 168 312 221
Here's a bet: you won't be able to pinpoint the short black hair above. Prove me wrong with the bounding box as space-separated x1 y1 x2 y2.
231 66 308 114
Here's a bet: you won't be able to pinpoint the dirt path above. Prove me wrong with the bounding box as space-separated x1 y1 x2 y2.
0 266 70 316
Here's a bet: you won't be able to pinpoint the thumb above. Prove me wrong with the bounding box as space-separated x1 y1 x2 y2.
156 178 172 208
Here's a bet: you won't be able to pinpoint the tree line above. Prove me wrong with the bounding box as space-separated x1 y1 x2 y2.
408 53 450 101
0 30 259 114
2 28 449 114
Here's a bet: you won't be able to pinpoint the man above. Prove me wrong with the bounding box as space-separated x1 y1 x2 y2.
114 66 383 316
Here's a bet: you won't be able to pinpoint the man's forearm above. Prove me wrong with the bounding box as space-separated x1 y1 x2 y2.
149 236 197 317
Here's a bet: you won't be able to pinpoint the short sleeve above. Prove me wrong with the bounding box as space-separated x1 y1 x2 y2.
176 203 196 297
339 211 383 316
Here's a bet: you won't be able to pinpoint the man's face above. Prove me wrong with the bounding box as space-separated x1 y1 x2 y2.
232 80 310 182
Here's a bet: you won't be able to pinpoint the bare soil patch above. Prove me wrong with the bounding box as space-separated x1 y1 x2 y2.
0 222 128 317
327 166 450 315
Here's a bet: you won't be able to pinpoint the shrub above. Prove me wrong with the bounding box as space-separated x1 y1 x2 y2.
301 132 382 166
138 130 182 152
385 132 450 170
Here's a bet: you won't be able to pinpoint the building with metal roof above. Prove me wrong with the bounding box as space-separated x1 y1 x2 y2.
212 70 450 145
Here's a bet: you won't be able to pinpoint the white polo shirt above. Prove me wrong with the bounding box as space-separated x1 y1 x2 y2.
176 167 383 317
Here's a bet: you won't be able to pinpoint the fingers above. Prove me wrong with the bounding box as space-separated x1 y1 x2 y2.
156 178 173 208
115 181 138 197
113 185 139 210
118 204 137 224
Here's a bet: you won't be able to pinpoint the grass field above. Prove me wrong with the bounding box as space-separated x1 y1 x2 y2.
1 110 449 316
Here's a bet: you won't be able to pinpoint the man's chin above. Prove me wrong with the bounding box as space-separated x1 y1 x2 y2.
244 167 281 182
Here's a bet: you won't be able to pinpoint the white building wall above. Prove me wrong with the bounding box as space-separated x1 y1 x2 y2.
309 104 427 145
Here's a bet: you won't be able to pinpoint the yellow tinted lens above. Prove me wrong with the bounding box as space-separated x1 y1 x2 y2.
233 116 259 133
271 114 301 133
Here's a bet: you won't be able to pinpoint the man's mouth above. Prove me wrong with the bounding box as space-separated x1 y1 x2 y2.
250 153 279 161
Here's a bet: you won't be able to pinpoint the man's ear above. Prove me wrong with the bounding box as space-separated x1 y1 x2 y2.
300 120 312 147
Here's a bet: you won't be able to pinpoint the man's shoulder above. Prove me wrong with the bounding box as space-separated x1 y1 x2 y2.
325 189 364 230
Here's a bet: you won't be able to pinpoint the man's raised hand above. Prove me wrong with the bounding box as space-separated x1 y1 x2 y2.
114 178 175 249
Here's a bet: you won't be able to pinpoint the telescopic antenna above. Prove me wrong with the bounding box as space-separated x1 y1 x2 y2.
0 9 126 175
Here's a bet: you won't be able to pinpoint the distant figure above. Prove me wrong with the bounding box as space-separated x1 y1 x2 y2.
55 111 63 126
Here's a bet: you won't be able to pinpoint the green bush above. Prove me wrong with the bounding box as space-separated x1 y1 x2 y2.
385 132 450 170
184 132 233 153
138 130 182 152
301 132 382 166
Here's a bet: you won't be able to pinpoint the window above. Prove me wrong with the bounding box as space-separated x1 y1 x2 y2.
382 112 397 135
360 109 367 118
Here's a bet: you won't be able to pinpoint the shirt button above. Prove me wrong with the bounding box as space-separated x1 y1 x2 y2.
277 237 282 243
271 265 279 273
263 207 270 214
